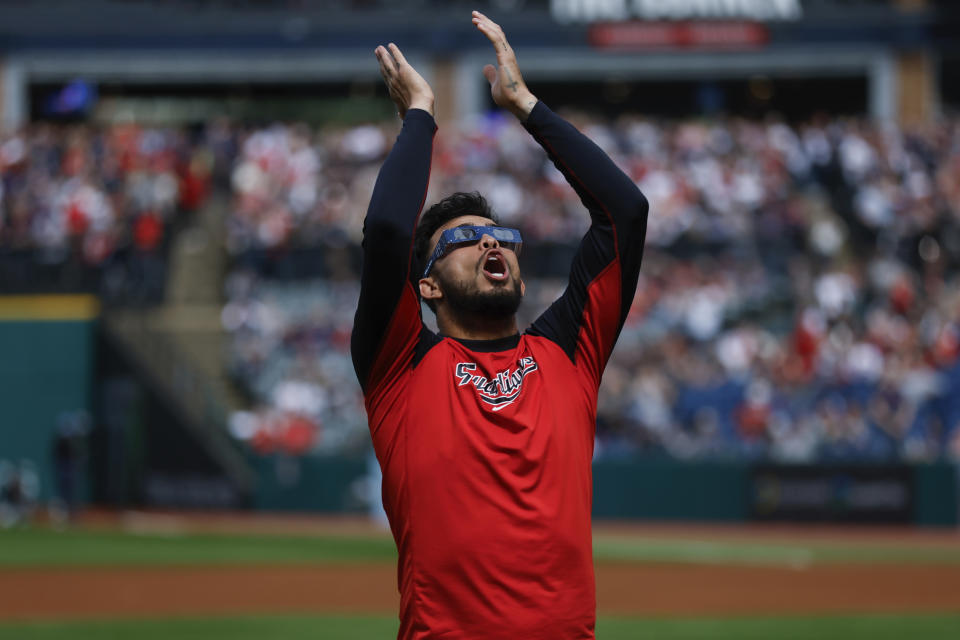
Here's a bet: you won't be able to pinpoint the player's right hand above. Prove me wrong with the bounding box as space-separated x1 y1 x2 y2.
375 43 435 120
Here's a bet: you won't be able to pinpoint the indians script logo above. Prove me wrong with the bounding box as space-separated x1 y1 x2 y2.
454 357 539 411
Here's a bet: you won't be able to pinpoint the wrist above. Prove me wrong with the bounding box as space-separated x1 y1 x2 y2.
409 95 435 117
510 91 537 122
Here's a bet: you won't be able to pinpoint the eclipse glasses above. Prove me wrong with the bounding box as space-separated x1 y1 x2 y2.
422 225 523 278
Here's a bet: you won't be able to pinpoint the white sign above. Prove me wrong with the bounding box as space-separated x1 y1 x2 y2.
552 0 804 23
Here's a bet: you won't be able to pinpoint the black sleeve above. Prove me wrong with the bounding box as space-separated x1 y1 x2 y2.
351 109 436 392
524 102 649 380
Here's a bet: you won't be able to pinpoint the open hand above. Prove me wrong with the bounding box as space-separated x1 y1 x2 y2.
375 43 435 119
472 11 537 121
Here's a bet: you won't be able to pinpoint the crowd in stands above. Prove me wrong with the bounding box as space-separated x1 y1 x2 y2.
7 109 958 462
0 121 213 300
222 109 960 463
224 273 367 456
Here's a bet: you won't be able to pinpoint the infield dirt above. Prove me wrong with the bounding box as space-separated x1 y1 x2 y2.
2 512 959 621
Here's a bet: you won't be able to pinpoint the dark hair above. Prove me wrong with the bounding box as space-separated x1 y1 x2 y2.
413 191 498 277
413 191 498 314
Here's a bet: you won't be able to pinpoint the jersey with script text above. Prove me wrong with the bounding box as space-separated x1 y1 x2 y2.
351 103 648 640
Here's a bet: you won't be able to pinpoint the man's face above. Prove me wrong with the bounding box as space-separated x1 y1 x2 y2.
420 215 525 319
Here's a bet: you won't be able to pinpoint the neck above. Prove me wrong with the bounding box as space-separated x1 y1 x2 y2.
436 308 519 341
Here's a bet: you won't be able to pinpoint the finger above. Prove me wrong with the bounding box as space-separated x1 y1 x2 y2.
482 64 498 86
474 21 500 50
387 43 408 69
472 11 502 36
378 63 394 91
377 60 390 86
472 10 493 34
375 47 393 76
473 15 512 57
472 10 493 25
378 44 399 74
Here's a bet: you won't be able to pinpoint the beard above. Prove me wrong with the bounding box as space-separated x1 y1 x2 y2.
435 270 523 321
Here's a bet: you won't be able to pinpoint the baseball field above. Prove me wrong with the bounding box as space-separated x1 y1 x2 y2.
1 512 959 639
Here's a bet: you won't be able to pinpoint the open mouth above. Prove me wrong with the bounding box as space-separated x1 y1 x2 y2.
481 251 509 282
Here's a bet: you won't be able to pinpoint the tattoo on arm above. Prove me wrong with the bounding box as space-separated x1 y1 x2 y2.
505 68 519 93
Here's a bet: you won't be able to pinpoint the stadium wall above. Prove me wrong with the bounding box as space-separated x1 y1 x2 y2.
250 455 368 513
0 295 98 503
593 459 958 526
248 455 959 526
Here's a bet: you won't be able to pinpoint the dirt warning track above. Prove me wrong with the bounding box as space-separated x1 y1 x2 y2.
4 515 959 621
3 563 960 621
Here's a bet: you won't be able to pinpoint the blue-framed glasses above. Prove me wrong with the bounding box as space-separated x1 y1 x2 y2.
422 225 522 277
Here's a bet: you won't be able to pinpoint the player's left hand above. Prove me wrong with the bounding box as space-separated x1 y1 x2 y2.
472 11 537 121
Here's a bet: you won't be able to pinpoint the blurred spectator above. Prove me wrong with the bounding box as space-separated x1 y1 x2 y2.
51 410 90 523
0 459 39 528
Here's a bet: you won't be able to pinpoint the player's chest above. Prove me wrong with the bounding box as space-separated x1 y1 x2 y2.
401 347 594 475
405 344 591 431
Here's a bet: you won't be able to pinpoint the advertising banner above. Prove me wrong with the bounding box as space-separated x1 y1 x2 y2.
751 464 914 523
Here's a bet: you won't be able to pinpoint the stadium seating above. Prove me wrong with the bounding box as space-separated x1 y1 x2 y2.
218 112 960 462
0 122 212 302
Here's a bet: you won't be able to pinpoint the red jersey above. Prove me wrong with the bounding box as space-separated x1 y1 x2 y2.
352 103 648 639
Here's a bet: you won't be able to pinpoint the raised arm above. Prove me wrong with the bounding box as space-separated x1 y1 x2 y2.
474 12 649 384
351 44 437 394
524 103 648 383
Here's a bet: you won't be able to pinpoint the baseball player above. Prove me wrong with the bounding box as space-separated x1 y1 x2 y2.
352 11 649 639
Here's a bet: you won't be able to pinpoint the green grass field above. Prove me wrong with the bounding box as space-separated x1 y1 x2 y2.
3 527 960 568
2 525 959 639
0 528 398 567
2 613 959 640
